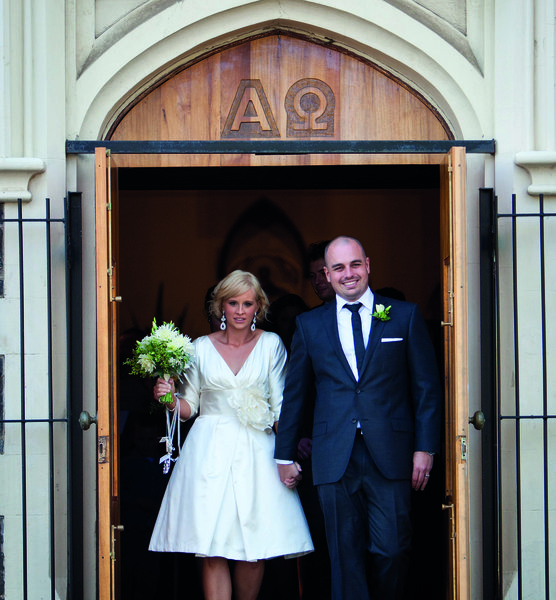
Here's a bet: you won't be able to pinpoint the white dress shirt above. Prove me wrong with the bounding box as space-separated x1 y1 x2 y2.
336 288 374 380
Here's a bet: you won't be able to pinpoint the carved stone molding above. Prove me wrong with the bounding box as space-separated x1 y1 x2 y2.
515 151 556 197
0 158 45 202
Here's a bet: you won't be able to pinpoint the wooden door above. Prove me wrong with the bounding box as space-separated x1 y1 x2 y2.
95 151 469 600
95 147 122 600
440 146 469 600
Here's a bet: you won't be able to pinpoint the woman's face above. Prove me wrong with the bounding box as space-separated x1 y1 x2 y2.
222 288 259 332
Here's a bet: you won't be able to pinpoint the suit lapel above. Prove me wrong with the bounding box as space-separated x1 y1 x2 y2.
321 301 357 382
361 294 387 372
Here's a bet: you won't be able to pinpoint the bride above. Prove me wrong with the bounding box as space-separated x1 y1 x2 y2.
149 270 313 600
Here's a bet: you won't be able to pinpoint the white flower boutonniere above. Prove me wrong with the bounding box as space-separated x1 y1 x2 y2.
372 304 392 322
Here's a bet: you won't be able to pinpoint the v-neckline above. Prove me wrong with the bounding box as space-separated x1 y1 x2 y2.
208 332 263 377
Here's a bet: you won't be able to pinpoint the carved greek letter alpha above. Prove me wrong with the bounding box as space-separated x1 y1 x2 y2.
221 79 280 138
285 78 335 137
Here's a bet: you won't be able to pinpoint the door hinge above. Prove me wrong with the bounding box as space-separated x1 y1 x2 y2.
441 289 454 327
111 525 124 560
98 435 109 463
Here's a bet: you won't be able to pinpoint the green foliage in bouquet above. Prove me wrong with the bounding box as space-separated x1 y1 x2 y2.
124 319 195 404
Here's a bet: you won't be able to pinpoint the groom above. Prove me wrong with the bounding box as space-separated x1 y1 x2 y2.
275 236 441 600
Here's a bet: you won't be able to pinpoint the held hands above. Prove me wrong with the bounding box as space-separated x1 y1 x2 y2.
153 377 176 407
412 451 434 491
278 462 303 489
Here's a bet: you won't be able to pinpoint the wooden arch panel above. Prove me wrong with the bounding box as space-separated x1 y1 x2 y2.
109 33 452 167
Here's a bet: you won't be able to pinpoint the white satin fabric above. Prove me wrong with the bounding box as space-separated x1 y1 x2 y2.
149 332 313 561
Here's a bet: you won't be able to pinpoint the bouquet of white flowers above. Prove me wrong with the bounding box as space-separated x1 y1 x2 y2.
125 319 195 404
125 319 195 473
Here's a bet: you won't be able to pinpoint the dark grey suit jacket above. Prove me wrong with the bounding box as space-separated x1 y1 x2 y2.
274 292 442 485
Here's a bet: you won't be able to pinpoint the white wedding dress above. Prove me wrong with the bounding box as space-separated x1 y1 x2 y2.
149 331 313 561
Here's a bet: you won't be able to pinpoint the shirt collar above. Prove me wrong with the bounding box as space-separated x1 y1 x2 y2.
335 288 375 315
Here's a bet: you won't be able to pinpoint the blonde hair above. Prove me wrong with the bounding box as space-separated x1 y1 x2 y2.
209 270 270 320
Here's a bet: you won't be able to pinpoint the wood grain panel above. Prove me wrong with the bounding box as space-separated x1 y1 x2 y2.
109 34 451 167
440 147 469 600
95 148 112 600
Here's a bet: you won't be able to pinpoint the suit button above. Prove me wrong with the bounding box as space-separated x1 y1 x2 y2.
351 418 357 424
356 389 362 394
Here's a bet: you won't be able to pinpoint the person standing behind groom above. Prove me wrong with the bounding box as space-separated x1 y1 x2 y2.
275 236 442 600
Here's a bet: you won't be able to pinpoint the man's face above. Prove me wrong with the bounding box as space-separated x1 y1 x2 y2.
324 239 370 302
309 258 335 303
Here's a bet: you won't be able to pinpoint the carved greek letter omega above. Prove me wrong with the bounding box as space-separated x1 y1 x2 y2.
285 78 335 137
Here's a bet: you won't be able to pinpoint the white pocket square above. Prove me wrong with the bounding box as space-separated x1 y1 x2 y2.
381 337 403 342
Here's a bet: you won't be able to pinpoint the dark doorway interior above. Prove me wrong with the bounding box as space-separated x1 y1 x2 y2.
116 164 446 600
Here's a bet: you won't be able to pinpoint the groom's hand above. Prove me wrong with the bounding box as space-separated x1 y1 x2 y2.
278 462 302 489
412 451 434 491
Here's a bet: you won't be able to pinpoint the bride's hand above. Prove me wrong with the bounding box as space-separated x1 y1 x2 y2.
153 377 175 403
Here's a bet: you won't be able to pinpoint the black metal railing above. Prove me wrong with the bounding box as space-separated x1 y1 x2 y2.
482 192 555 599
479 188 499 599
0 197 80 599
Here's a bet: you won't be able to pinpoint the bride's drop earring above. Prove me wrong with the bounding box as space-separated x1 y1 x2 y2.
220 312 227 331
251 313 257 332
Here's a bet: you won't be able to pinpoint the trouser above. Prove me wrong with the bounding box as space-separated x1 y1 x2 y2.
317 432 412 600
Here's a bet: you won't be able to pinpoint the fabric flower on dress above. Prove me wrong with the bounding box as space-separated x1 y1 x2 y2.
228 386 274 432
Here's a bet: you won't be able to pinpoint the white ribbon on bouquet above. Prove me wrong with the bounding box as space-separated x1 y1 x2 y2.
158 395 181 474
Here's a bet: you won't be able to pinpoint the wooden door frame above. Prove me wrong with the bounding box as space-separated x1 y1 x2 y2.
92 148 473 600
95 148 122 600
440 147 470 600
95 147 111 600
448 149 469 600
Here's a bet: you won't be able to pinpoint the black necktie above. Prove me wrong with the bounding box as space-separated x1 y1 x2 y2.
345 303 365 375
